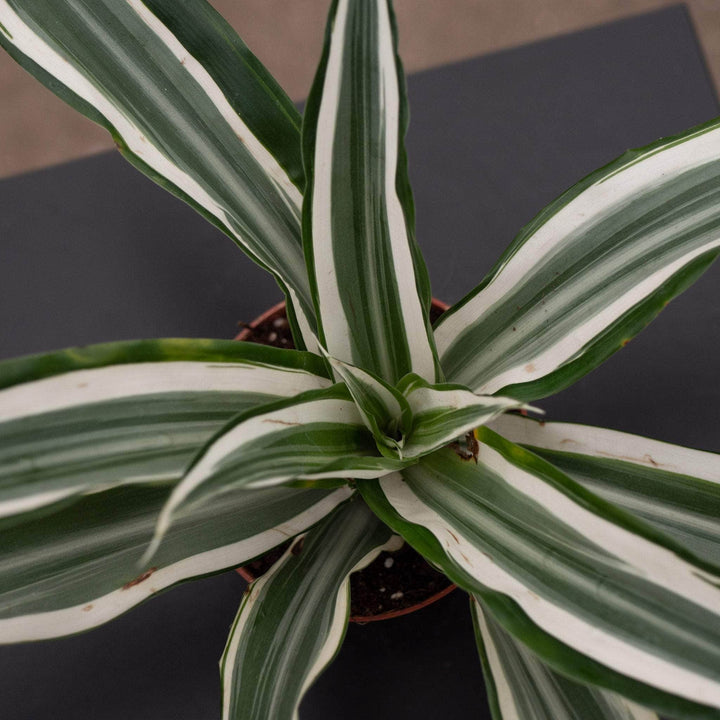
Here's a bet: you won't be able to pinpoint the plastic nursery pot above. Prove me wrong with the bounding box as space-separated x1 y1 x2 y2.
235 297 457 623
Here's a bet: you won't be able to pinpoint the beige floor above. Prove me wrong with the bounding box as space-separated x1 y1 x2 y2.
0 0 718 179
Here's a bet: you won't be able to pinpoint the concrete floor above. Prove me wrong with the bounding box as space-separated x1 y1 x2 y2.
0 0 718 178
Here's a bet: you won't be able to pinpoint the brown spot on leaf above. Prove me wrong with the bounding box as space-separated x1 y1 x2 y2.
597 450 665 469
122 567 157 590
262 418 301 427
524 363 536 373
82 604 93 612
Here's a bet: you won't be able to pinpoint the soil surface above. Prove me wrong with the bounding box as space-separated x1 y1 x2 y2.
238 302 455 619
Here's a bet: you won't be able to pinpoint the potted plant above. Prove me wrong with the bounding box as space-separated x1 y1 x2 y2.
0 1 719 719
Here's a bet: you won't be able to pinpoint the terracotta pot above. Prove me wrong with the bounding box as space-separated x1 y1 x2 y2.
235 300 288 342
235 297 457 623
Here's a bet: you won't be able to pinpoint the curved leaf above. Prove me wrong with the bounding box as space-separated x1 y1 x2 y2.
490 414 720 567
0 339 330 521
471 598 658 720
0 482 350 643
435 118 720 399
0 0 317 347
324 354 411 454
398 373 530 458
150 384 409 554
360 434 720 718
302 0 438 382
220 497 393 720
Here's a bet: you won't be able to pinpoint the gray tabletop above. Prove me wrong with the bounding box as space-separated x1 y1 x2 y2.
0 6 717 719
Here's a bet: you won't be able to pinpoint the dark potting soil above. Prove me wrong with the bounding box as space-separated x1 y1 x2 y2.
244 539 453 619
238 302 454 618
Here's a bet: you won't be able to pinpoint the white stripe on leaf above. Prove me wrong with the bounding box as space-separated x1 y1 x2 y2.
146 390 407 560
0 486 350 643
308 0 435 382
472 599 659 720
0 0 317 345
220 498 394 720
0 361 329 423
374 435 720 710
489 414 720 567
126 0 301 212
489 414 719 482
435 121 720 397
399 374 533 457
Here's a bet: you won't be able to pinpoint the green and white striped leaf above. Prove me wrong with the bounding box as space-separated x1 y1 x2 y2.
435 118 720 400
150 384 409 556
302 0 439 382
324 354 412 455
360 433 720 719
0 481 350 642
0 0 317 348
471 598 658 720
398 373 531 458
490 414 720 567
0 339 330 523
221 497 394 720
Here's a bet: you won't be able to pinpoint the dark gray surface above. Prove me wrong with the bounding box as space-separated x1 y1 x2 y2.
0 6 717 719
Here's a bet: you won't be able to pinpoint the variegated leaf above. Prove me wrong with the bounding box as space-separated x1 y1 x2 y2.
435 118 720 400
398 373 531 458
149 384 409 556
471 598 658 720
360 432 720 719
0 0 317 348
324 354 411 455
302 0 439 382
490 414 720 568
0 481 350 642
0 339 330 522
221 497 394 720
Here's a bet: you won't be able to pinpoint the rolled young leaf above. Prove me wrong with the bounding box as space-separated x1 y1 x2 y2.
302 0 439 383
397 373 532 458
490 414 720 567
323 353 412 455
323 356 526 460
0 0 317 348
0 339 330 522
220 496 394 720
471 598 658 720
0 481 351 643
360 433 720 719
149 383 410 555
435 117 720 400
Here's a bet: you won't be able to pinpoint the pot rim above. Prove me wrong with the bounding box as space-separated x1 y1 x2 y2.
234 297 457 622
